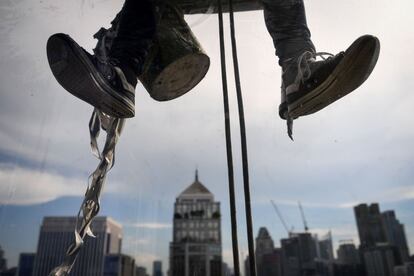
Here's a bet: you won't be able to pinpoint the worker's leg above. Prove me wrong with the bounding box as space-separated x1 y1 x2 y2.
110 0 156 80
263 0 315 65
46 0 156 118
262 0 380 139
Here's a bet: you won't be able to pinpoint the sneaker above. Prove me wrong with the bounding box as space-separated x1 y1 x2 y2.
47 33 136 118
280 35 380 120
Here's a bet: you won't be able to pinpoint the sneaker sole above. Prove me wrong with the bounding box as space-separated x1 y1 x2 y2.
288 35 380 118
46 33 135 118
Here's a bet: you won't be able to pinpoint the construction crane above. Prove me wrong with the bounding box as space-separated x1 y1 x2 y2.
270 200 292 236
298 201 309 232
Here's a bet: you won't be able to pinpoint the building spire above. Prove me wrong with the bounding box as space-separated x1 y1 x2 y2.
195 168 199 182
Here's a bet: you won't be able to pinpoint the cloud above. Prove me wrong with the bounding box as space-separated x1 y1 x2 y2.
0 164 85 205
126 222 172 229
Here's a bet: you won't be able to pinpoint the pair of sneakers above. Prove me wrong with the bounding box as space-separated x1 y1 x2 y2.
47 33 380 132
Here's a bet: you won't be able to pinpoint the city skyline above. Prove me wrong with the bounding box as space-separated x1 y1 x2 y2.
0 170 413 272
0 192 412 274
1 0 414 274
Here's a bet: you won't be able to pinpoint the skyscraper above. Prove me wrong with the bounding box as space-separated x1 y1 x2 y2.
363 243 401 276
255 227 282 276
382 210 410 261
169 170 222 276
317 232 334 261
336 242 360 265
0 246 6 272
152 260 163 276
136 266 148 276
32 216 122 276
281 232 318 276
104 254 136 276
354 203 410 276
17 253 36 276
354 203 387 248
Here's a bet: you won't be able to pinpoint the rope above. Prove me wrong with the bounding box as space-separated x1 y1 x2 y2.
216 0 241 274
228 0 257 274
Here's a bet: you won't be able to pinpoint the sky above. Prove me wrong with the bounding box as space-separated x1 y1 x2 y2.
0 0 414 273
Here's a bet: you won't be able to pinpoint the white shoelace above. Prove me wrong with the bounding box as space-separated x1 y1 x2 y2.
286 51 334 140
296 51 334 84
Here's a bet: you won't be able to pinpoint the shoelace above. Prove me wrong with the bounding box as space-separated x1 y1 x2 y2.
286 51 334 140
296 51 334 84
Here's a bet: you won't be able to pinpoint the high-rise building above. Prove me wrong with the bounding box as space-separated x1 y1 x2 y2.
255 227 282 276
336 242 360 265
281 232 318 276
354 203 410 275
0 246 6 272
0 267 16 276
136 266 148 276
32 216 122 276
317 232 334 261
354 203 387 248
221 262 232 276
153 260 163 276
17 253 36 276
104 254 136 276
363 243 402 276
394 262 414 276
382 210 410 261
169 170 222 276
244 256 250 276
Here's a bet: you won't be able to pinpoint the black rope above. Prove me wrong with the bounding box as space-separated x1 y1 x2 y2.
228 0 257 275
217 0 241 274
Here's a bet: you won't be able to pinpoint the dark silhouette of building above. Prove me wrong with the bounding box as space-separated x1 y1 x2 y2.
17 253 36 276
354 203 410 275
363 243 402 276
0 246 6 272
0 267 16 276
281 232 318 276
336 242 360 265
382 210 410 262
354 203 387 248
255 227 282 276
32 216 122 276
152 260 163 276
244 256 250 276
169 170 222 276
222 262 232 276
335 241 365 276
104 254 136 276
135 266 148 276
394 262 414 276
317 232 334 261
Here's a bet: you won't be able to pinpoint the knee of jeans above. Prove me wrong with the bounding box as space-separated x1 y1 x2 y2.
261 0 302 7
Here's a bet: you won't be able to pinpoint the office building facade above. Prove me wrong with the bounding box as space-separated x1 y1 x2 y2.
354 203 387 248
17 253 36 276
255 227 282 276
152 260 163 276
32 216 122 276
169 171 222 276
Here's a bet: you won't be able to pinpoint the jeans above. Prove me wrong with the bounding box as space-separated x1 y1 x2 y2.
109 0 157 76
109 0 315 72
263 0 315 64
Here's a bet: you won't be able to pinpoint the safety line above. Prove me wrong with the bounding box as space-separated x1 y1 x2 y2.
216 0 241 274
228 0 257 274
